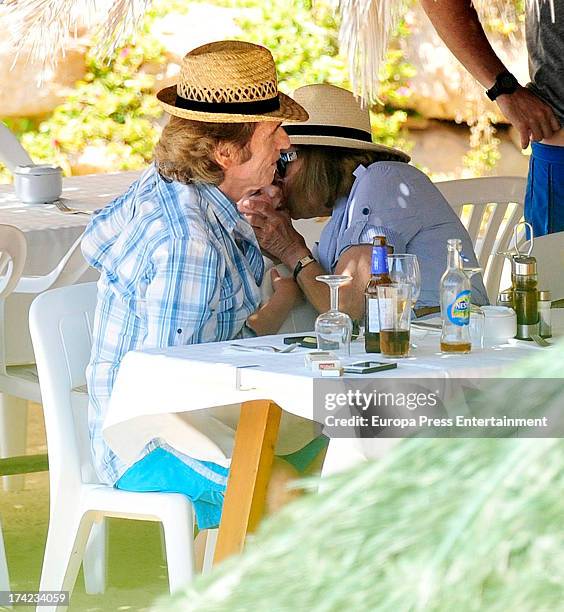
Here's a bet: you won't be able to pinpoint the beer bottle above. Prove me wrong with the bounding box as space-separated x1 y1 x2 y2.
440 238 471 353
365 236 392 353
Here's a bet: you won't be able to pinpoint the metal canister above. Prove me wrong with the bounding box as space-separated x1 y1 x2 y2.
497 222 539 340
511 254 539 340
538 290 552 338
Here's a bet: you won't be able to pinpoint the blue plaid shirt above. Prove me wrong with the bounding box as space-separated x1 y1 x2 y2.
82 164 264 484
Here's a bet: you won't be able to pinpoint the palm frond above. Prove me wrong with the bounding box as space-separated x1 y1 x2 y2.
1 0 151 72
338 0 409 104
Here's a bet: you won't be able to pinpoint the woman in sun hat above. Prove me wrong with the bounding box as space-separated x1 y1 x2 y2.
81 41 314 532
240 83 488 321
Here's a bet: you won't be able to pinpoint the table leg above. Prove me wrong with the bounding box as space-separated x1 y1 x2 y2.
213 399 281 564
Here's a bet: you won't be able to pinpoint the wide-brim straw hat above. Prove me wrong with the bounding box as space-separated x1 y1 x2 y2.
157 40 308 124
283 84 410 161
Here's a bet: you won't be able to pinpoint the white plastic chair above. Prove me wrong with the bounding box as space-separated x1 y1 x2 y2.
29 282 198 611
0 225 28 592
0 227 90 490
435 176 526 302
526 231 564 301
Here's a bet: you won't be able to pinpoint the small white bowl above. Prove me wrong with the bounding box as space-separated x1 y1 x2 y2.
14 164 62 204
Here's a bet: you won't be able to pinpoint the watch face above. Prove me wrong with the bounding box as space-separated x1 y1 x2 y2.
499 73 518 91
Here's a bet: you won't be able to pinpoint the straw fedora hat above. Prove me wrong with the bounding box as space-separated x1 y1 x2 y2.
283 84 410 161
156 40 308 124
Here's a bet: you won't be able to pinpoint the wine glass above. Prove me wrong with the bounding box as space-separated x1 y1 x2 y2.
387 254 421 308
315 275 353 356
463 267 482 283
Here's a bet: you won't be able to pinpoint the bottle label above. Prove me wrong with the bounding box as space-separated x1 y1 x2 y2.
447 290 471 326
367 298 380 333
371 246 388 275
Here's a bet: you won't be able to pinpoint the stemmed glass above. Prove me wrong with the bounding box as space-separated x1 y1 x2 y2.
387 254 421 308
315 275 353 356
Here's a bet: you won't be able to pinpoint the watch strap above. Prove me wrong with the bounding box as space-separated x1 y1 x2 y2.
293 255 315 280
486 71 519 101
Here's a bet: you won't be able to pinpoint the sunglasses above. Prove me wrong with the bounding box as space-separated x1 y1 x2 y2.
276 150 298 178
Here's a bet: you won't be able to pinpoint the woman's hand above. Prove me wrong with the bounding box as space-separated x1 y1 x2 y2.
238 184 284 213
239 198 310 268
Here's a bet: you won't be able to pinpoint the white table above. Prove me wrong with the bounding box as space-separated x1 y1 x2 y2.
105 312 564 563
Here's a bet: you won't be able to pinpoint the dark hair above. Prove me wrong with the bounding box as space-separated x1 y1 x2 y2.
289 146 408 210
154 116 256 185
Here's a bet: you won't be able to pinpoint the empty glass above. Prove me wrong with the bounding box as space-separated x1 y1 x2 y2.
387 254 421 308
315 275 353 356
469 306 485 349
377 283 412 358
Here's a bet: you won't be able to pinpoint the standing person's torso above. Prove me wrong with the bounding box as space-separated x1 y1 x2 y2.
526 0 564 130
317 162 488 307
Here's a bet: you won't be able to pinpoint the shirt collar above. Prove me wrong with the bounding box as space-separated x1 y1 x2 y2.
197 184 244 232
198 184 258 244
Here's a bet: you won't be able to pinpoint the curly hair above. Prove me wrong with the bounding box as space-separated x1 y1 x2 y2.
288 146 408 211
154 116 256 185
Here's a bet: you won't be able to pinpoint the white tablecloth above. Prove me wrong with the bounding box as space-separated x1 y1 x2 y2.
105 312 564 470
0 171 141 364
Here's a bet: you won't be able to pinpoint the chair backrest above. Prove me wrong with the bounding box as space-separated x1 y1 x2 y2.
0 225 27 372
435 176 526 302
29 282 99 498
526 231 564 301
0 123 33 172
14 232 90 294
3 231 92 368
0 225 27 300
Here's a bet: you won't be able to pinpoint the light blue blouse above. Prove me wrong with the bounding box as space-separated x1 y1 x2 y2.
316 162 489 308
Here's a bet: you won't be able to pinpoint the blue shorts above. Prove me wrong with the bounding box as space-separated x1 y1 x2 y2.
116 446 228 530
525 142 564 237
115 436 328 530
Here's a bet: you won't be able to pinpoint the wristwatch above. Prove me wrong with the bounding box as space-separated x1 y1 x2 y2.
293 254 316 280
486 71 519 101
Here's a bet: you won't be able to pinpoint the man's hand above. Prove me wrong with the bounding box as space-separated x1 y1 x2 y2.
270 268 303 307
238 198 310 268
238 184 284 213
497 87 560 148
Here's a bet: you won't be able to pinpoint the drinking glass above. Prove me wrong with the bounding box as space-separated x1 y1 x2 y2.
377 283 412 358
469 305 485 349
462 267 482 283
315 275 353 356
387 254 421 308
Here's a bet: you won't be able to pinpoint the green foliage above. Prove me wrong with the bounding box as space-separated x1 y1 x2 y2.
215 0 348 92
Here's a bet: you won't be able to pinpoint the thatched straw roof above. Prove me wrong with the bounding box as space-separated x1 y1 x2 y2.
1 0 555 100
